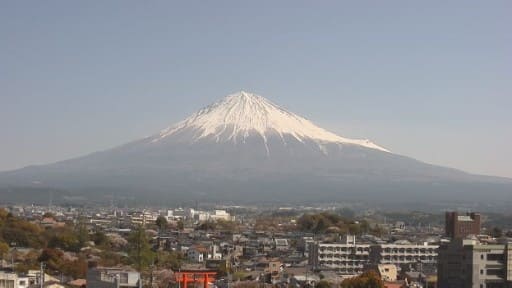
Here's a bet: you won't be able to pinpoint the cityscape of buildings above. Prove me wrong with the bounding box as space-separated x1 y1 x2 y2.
0 203 510 287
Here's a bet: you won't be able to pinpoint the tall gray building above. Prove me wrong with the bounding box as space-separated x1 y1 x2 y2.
438 239 512 288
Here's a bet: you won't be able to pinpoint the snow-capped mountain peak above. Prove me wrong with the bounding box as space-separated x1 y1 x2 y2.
152 91 389 152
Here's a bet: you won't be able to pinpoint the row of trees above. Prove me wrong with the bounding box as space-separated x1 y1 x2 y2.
297 212 384 236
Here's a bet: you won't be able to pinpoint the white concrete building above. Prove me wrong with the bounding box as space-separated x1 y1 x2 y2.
209 210 232 221
309 236 371 276
370 243 438 265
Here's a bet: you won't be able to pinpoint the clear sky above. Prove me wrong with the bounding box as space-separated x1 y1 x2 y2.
1 1 511 178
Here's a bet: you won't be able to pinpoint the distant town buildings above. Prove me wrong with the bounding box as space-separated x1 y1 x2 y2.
165 208 232 223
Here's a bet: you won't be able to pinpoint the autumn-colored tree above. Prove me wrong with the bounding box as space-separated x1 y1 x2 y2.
38 248 64 273
0 209 9 222
1 217 43 248
340 270 385 288
46 226 79 252
38 248 87 278
316 280 331 288
297 212 349 234
42 212 55 219
0 241 9 260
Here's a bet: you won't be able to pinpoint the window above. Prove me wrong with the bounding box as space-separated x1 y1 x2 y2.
480 269 484 274
486 269 504 277
487 254 504 261
119 273 128 283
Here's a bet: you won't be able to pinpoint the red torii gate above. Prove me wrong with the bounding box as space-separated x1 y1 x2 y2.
174 269 217 288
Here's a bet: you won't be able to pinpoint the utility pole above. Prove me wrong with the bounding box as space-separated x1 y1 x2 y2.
150 265 154 288
178 268 181 288
418 260 424 288
40 262 45 288
10 242 17 269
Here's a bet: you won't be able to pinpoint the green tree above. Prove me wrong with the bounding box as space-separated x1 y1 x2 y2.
156 251 183 270
91 230 108 246
128 225 155 271
75 218 89 250
177 220 184 231
155 216 168 232
490 227 503 238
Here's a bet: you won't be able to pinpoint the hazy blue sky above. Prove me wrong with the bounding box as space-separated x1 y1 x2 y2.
1 1 511 178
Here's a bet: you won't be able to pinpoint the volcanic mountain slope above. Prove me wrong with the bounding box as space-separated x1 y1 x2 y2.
0 91 510 204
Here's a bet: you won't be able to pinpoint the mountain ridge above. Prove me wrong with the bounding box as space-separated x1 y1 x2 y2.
0 91 510 205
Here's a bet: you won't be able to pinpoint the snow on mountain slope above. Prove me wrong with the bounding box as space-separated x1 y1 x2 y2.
151 91 389 152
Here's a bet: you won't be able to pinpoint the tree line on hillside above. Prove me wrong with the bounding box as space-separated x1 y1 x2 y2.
297 212 385 236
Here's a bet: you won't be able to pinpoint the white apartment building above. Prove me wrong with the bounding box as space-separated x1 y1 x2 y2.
309 235 371 276
310 236 439 276
209 210 232 221
370 243 438 265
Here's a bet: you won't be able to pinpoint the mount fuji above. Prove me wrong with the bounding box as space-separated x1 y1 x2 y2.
1 91 510 205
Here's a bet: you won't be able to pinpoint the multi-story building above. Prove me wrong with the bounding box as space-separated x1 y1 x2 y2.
209 210 232 222
129 210 158 226
309 235 371 276
445 211 481 239
370 243 438 266
438 239 512 288
310 236 439 277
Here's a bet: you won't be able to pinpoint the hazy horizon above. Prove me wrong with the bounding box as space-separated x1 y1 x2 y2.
1 1 511 178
